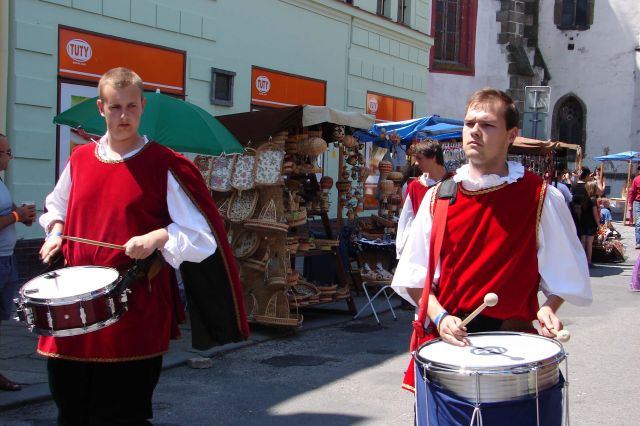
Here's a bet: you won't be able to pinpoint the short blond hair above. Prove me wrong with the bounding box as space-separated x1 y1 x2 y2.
98 67 144 100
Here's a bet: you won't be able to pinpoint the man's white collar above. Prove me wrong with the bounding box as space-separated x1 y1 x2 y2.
97 134 149 160
453 161 525 191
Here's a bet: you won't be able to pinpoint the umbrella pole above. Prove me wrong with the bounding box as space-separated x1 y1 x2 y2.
624 160 632 225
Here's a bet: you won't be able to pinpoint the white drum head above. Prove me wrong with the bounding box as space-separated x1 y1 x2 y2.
21 266 120 300
417 332 563 370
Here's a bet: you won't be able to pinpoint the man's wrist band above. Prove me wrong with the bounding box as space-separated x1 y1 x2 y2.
434 310 449 329
47 230 62 239
11 211 19 223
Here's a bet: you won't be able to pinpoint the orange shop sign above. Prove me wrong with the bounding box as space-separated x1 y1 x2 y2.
366 92 413 122
58 27 186 95
251 66 326 108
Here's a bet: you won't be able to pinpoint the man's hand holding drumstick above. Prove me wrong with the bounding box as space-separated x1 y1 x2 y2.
40 221 169 263
39 221 64 264
434 293 499 347
537 295 567 340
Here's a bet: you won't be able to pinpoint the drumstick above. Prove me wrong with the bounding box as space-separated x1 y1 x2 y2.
549 328 571 343
459 293 499 328
62 235 125 251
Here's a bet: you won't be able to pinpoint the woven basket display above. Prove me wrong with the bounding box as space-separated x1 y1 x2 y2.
254 291 303 327
227 189 258 223
255 143 285 186
209 155 237 192
232 230 260 259
230 149 257 191
292 280 321 305
216 196 231 219
193 155 213 184
245 199 289 233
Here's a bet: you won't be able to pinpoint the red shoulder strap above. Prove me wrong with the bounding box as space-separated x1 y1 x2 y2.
411 182 451 340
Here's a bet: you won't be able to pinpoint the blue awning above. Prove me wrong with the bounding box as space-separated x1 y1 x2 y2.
353 115 463 145
593 151 640 162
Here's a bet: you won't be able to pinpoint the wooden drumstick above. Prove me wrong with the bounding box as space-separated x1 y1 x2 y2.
549 328 571 343
62 235 125 251
459 293 499 328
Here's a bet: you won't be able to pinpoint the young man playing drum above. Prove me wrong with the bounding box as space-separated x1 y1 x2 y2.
391 88 592 393
38 67 248 425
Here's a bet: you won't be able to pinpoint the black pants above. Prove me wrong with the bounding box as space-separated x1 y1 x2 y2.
47 356 163 426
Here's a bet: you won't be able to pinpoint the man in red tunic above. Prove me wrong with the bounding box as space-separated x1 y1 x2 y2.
392 89 591 392
38 67 248 425
396 139 451 260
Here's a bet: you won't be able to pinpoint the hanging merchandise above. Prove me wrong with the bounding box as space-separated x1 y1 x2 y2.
230 148 257 191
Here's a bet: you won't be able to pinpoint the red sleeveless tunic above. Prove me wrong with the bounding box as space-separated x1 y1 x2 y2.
437 171 546 322
39 142 187 361
405 178 430 216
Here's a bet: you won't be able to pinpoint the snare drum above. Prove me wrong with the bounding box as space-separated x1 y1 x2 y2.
415 332 568 426
15 266 128 337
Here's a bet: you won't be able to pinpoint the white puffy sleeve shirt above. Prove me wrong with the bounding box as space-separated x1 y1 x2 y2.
395 174 436 259
391 162 592 308
39 136 217 269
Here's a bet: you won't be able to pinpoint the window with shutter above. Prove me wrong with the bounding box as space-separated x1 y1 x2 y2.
430 0 477 75
554 0 594 30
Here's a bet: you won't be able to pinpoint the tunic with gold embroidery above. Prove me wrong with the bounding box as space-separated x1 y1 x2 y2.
37 141 248 361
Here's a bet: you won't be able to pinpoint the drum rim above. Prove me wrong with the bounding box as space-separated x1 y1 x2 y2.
415 331 566 375
27 310 125 337
19 266 121 305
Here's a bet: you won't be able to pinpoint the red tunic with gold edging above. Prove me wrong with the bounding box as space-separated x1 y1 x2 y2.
405 178 430 216
37 141 248 361
402 171 547 392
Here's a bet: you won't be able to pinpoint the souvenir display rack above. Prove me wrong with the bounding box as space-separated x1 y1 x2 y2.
195 129 355 328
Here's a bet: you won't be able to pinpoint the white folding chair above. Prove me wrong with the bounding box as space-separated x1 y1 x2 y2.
353 280 397 324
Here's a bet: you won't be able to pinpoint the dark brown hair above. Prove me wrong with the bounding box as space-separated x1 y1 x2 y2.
465 88 519 130
413 138 444 166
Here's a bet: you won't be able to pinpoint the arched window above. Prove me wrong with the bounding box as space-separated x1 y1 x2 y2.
556 96 585 148
554 0 594 30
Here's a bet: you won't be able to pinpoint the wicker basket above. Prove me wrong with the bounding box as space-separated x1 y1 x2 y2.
193 155 213 184
255 142 284 186
254 291 303 327
232 230 259 259
227 189 258 223
244 199 289 233
209 155 237 192
230 149 257 191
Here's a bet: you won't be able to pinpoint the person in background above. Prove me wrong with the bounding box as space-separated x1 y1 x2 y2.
551 169 572 206
600 199 614 230
578 180 600 267
595 164 606 196
569 167 591 234
395 139 452 258
0 133 36 391
628 165 640 249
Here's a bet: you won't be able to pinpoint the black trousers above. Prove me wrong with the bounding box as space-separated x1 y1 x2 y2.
47 356 163 426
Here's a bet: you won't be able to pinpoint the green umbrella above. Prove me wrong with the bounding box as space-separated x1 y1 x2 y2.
53 91 244 156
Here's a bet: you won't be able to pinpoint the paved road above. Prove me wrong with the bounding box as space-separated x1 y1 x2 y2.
1 222 638 425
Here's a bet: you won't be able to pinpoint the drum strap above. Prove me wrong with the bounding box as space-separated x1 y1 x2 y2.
410 179 455 349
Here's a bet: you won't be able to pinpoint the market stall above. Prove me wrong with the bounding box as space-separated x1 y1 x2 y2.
192 106 374 328
593 151 640 224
